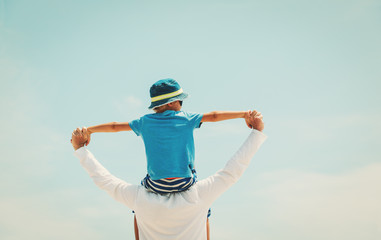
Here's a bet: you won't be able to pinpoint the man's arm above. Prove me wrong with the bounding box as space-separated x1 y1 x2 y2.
71 128 138 208
201 111 253 128
197 111 266 203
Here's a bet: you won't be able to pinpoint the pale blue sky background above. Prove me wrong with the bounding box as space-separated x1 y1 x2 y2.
1 0 380 239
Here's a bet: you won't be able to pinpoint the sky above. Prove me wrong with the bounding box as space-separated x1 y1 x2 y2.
0 0 380 239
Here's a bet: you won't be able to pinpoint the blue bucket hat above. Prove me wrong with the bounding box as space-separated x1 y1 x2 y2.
148 78 188 109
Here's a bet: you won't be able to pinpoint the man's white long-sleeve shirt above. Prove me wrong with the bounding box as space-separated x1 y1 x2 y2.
74 130 267 240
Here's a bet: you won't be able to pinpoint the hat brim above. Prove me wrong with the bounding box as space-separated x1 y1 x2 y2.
148 93 188 109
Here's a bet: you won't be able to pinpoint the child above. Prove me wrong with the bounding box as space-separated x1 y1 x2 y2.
85 78 253 194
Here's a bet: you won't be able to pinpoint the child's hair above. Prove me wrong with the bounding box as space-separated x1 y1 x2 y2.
153 104 170 113
153 101 183 113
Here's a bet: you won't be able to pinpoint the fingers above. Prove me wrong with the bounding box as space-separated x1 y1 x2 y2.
72 127 87 136
255 112 263 119
72 128 81 136
72 131 77 136
248 110 264 131
71 127 89 148
249 111 258 121
248 110 264 126
254 113 263 123
251 110 262 119
71 127 84 142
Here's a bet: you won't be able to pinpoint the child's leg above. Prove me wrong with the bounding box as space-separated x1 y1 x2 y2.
207 218 210 240
142 174 196 194
206 208 211 240
134 214 139 240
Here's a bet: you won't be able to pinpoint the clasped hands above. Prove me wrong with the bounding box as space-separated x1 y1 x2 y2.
244 110 264 131
71 127 89 150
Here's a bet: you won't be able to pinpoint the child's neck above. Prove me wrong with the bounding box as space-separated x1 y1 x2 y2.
156 108 176 113
154 101 182 113
155 106 180 113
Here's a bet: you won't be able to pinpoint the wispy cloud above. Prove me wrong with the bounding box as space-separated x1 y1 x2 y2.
113 95 145 119
248 163 381 239
339 0 381 22
0 189 132 240
275 113 381 142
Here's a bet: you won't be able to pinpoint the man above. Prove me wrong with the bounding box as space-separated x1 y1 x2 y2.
72 110 266 240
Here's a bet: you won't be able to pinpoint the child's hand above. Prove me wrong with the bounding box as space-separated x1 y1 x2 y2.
82 127 91 146
244 110 253 128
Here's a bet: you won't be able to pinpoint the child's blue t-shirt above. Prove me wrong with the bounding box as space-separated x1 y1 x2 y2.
129 110 203 180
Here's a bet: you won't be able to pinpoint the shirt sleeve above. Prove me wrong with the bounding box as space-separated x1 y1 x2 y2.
129 117 142 136
196 130 267 204
74 148 139 209
184 112 203 129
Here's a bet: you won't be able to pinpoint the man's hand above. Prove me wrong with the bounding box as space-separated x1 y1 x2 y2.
71 127 89 150
248 110 264 132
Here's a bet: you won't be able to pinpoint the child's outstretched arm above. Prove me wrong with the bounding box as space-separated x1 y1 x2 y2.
85 122 132 145
201 111 253 128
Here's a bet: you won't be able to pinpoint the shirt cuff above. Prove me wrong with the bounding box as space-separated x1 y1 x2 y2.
74 147 88 160
251 129 268 140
